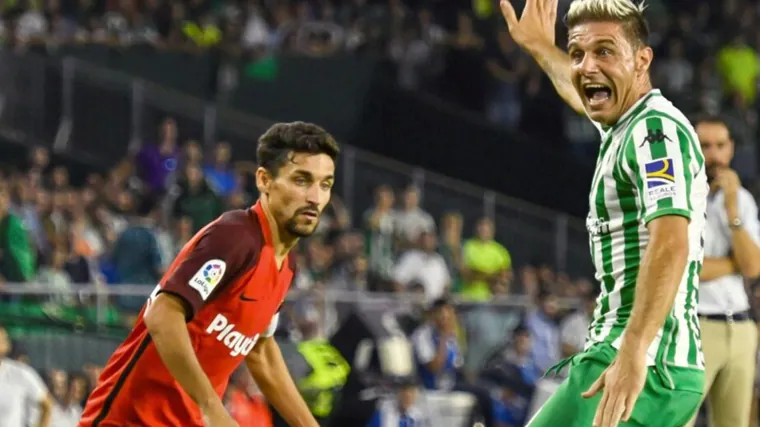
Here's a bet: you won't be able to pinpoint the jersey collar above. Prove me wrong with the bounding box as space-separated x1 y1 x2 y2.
252 200 273 245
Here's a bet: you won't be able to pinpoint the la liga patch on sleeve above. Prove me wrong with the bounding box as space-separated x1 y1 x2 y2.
189 259 227 300
645 158 677 201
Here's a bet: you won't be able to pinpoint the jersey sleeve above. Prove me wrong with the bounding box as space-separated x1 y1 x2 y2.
22 364 49 403
263 312 280 337
622 114 700 225
161 222 260 318
739 189 760 245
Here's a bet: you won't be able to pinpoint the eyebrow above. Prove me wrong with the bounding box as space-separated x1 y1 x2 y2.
568 38 617 49
292 169 335 181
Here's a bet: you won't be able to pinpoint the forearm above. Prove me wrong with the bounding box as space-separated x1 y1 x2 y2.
146 311 222 411
248 338 318 427
621 236 688 357
525 41 584 114
35 398 52 427
731 228 760 278
428 340 450 372
700 257 737 281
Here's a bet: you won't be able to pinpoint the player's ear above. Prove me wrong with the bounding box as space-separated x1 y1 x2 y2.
635 45 653 76
255 166 272 195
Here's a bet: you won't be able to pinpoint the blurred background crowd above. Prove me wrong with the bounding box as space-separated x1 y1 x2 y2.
3 0 760 150
1 0 760 426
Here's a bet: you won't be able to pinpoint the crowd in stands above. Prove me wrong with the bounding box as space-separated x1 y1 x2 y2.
2 0 760 150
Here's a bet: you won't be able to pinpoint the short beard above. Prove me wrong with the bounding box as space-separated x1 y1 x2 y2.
284 217 318 238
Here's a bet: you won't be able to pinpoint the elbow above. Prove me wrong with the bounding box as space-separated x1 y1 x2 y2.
246 338 274 379
143 307 162 335
741 263 760 280
144 293 190 336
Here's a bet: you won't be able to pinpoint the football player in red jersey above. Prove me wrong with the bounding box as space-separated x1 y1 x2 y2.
79 122 339 427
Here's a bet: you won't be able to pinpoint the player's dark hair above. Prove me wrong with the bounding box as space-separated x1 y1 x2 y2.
257 121 340 176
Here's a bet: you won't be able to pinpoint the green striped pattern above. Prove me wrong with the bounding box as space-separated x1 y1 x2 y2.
585 90 707 373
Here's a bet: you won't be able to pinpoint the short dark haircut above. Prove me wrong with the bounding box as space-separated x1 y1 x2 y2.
692 113 729 130
257 121 340 176
430 296 452 311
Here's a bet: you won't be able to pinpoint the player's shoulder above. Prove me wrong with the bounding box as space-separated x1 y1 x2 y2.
203 209 265 252
629 95 694 133
2 358 41 381
738 187 759 207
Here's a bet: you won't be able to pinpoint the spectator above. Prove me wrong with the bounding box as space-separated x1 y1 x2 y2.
717 32 760 108
461 282 521 379
203 141 237 197
525 291 561 373
657 38 694 97
393 231 450 301
460 217 511 301
388 24 433 90
487 326 540 427
486 26 526 127
0 324 54 427
0 185 35 283
172 163 224 232
111 195 163 311
36 245 74 304
411 297 462 391
12 178 48 256
559 289 596 358
364 185 396 281
394 186 435 248
47 368 82 427
136 118 180 195
181 140 203 167
366 378 431 427
439 212 463 291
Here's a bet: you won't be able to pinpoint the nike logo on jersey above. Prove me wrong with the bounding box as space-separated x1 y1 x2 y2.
206 314 260 357
239 294 257 302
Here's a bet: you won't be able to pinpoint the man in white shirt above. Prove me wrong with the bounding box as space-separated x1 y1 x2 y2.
394 186 435 247
559 290 596 358
393 231 451 301
0 324 53 427
686 116 760 427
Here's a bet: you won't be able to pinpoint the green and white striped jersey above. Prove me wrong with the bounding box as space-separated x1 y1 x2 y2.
584 89 707 372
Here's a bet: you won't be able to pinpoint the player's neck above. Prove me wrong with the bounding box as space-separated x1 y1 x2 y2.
615 82 653 125
258 197 298 257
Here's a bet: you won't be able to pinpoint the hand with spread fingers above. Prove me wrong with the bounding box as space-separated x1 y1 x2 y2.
581 352 647 427
499 0 558 50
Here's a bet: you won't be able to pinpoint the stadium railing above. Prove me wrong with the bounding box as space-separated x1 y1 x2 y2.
0 283 580 373
0 50 592 278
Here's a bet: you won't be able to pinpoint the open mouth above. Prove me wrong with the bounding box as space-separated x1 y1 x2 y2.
583 83 612 107
300 211 319 219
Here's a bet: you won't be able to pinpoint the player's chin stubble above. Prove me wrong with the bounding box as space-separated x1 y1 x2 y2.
285 217 318 238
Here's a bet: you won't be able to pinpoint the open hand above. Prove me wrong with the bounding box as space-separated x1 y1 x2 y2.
581 355 647 427
499 0 558 49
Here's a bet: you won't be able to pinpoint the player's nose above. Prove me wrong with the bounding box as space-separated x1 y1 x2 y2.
579 55 601 75
305 183 324 205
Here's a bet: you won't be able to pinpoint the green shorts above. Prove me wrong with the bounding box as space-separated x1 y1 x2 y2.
527 343 704 427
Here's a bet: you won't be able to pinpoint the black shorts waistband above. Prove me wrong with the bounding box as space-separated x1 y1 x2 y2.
699 310 753 322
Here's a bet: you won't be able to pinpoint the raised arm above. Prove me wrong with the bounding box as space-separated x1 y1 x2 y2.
499 0 585 114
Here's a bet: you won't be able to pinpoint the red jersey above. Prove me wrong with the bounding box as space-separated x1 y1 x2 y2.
79 202 295 427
